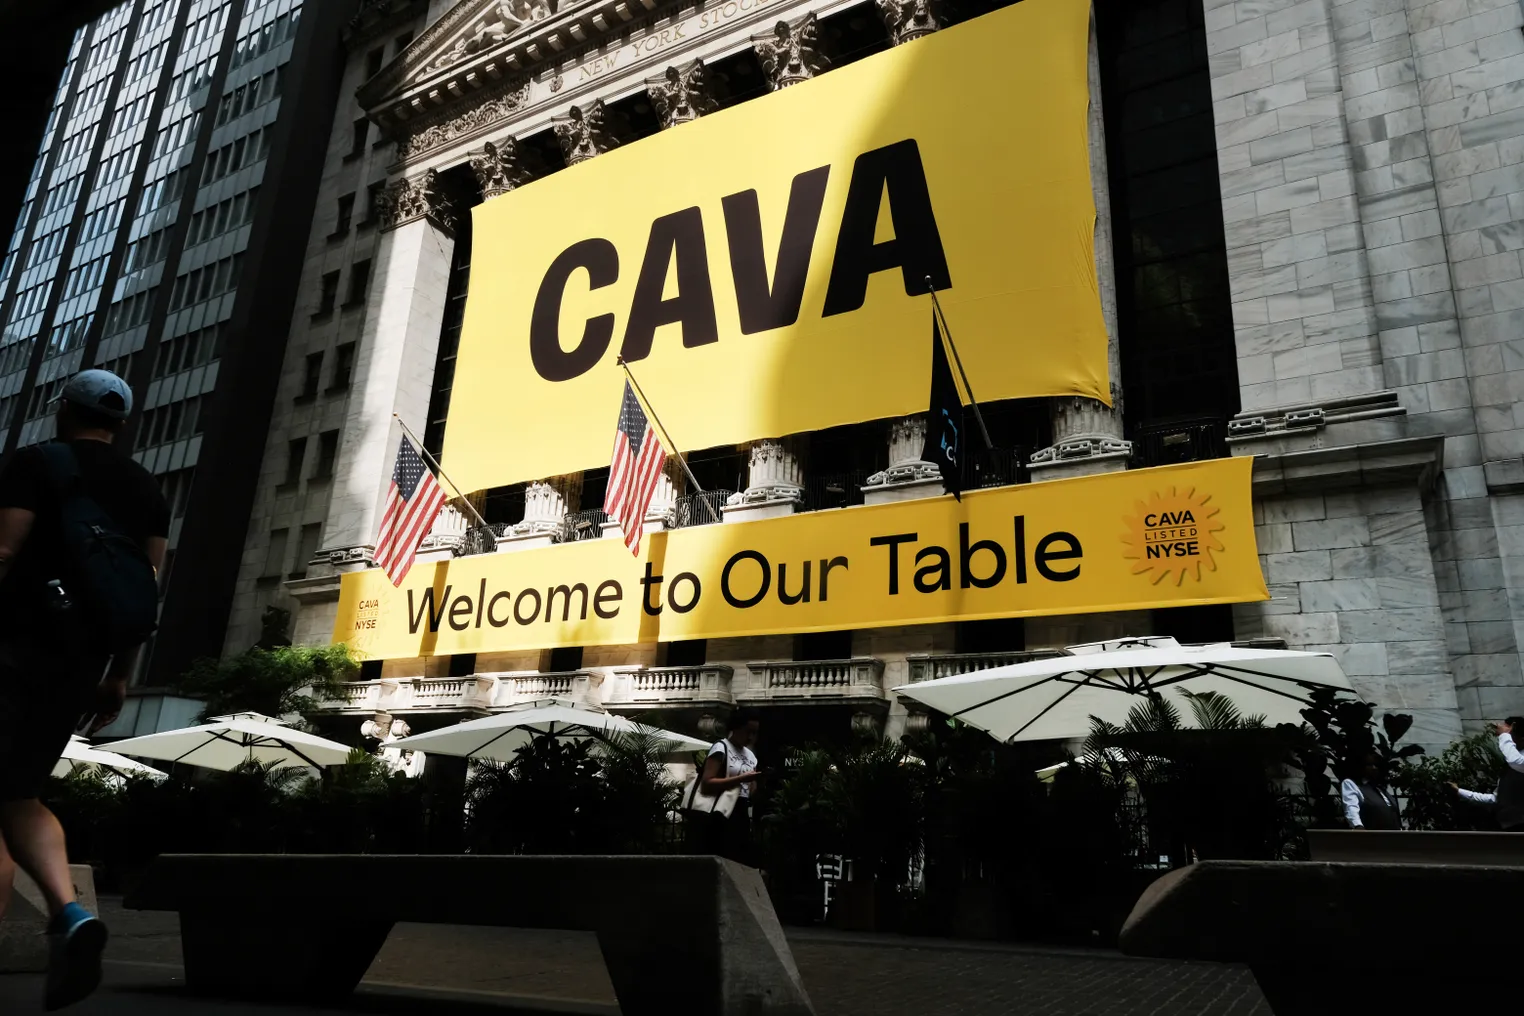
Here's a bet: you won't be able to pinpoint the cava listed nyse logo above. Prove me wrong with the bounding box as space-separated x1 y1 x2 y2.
1120 487 1225 586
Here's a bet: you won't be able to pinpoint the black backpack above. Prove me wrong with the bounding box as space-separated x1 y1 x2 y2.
38 443 160 654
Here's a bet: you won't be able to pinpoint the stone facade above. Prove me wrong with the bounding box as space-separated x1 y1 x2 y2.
226 0 1524 755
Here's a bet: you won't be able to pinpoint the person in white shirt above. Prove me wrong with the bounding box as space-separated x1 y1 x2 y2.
1449 718 1524 831
699 708 762 864
1340 753 1402 830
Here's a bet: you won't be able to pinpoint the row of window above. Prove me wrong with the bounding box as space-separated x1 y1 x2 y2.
25 377 66 422
45 312 93 359
97 352 132 382
215 67 282 127
231 8 302 70
160 466 194 520
74 76 112 114
80 198 125 244
153 323 222 379
98 143 141 188
313 261 370 317
103 286 157 335
0 338 35 378
187 186 258 246
61 256 109 301
296 342 355 401
10 282 53 321
151 112 200 162
135 392 213 450
137 166 187 218
140 0 177 37
280 430 339 488
41 176 83 217
110 92 153 137
201 127 270 185
124 42 167 86
27 227 68 270
262 521 322 580
169 56 216 104
127 224 173 272
168 253 242 311
183 5 230 54
56 125 99 167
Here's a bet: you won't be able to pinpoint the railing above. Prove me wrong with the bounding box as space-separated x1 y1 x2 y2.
559 509 608 542
905 649 1066 684
1135 417 1228 467
746 658 885 699
414 678 468 704
801 470 873 512
494 672 576 703
674 490 731 528
964 446 1027 489
604 665 734 706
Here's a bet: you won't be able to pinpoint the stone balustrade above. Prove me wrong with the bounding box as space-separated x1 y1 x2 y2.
904 649 1066 684
743 658 885 704
603 665 734 708
318 671 585 714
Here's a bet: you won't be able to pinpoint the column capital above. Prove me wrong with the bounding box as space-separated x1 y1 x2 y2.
468 137 532 198
875 0 942 45
553 101 618 165
728 437 805 512
865 415 941 487
378 168 456 235
752 14 829 91
646 60 718 129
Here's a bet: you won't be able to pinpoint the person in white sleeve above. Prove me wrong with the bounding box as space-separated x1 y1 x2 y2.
1448 718 1524 832
699 708 763 865
1340 752 1402 830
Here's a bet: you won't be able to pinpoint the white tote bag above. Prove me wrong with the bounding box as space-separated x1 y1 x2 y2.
682 744 741 818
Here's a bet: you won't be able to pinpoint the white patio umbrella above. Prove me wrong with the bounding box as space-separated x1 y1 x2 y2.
52 736 168 781
106 711 354 771
895 636 1354 744
389 698 710 761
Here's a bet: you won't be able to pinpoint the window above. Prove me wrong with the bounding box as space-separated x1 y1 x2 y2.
794 630 853 661
262 528 288 580
362 182 384 227
365 46 384 79
292 523 322 579
281 436 306 486
346 118 368 159
313 429 339 479
664 640 707 667
329 342 356 392
331 193 354 237
393 32 412 56
547 646 583 672
314 271 339 317
344 259 370 308
297 352 322 401
447 653 476 677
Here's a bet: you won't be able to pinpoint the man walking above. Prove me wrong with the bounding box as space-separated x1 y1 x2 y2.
0 370 168 1009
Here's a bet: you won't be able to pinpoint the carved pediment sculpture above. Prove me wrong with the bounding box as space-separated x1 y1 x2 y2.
646 60 718 129
395 81 531 163
425 0 554 74
379 168 458 233
876 0 941 44
469 137 532 197
752 14 829 91
553 101 617 165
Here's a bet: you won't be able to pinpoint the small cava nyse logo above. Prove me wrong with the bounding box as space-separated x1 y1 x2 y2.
1120 486 1225 586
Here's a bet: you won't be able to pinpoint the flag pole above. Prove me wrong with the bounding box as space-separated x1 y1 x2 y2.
391 414 493 531
925 276 994 450
615 356 720 524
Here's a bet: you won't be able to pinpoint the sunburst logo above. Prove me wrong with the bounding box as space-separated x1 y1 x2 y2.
1120 486 1226 586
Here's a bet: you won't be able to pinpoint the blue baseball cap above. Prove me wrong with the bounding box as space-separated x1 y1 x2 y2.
55 369 133 420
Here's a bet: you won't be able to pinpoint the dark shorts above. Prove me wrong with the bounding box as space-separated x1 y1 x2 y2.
0 642 101 802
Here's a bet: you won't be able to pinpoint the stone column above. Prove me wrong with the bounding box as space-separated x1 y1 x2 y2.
725 438 805 521
498 474 582 551
1028 11 1130 483
752 14 829 91
318 169 457 561
1024 10 1133 646
863 416 943 505
646 61 717 129
553 101 618 165
875 0 941 45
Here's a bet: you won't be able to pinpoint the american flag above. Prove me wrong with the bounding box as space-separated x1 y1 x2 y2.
374 435 448 586
603 380 668 555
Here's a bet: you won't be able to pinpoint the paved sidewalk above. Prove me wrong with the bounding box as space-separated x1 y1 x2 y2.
0 897 1270 1015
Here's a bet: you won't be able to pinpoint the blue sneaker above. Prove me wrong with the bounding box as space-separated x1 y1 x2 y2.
44 901 108 1011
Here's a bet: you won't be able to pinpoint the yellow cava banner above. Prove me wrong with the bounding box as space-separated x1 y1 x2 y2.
335 460 1267 660
441 0 1106 492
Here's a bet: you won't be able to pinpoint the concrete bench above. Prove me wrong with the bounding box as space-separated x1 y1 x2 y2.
125 854 814 1016
1118 859 1524 1014
1308 827 1524 865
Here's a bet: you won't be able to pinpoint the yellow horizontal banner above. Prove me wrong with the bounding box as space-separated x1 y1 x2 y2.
334 459 1267 660
441 0 1107 492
